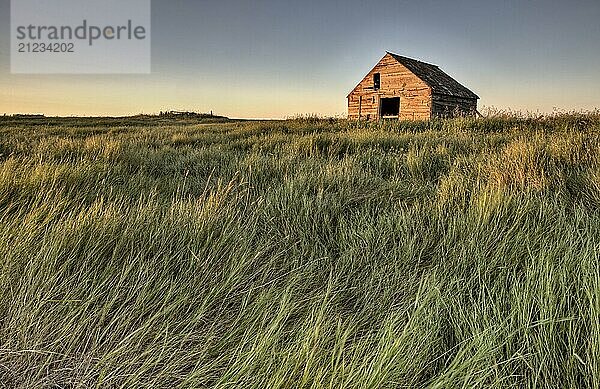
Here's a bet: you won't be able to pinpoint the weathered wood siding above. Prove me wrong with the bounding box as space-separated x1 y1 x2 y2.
431 94 477 118
347 53 432 121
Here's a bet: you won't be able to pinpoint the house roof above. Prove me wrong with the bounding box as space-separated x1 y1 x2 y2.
387 52 479 99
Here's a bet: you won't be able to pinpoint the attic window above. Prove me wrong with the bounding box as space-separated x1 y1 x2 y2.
373 73 380 90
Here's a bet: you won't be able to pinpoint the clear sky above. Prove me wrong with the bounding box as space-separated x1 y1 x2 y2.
1 0 599 118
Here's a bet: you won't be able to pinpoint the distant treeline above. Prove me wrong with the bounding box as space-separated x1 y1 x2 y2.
0 111 233 127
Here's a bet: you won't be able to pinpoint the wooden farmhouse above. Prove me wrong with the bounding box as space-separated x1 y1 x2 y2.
347 52 479 120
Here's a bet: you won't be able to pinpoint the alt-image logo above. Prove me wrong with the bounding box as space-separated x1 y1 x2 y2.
15 20 147 46
11 0 151 74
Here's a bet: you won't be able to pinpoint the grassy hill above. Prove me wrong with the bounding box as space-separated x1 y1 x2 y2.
0 113 599 387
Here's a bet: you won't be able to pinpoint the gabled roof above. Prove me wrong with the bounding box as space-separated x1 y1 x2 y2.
348 52 479 99
387 52 479 99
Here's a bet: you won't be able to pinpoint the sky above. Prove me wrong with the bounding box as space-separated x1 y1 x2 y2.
0 0 599 118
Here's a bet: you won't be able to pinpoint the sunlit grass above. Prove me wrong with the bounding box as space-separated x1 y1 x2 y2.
0 113 599 387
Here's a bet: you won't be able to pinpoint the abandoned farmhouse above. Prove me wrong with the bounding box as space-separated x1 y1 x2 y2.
347 52 479 120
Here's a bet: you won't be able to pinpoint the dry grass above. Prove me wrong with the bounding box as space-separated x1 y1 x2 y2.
0 113 599 388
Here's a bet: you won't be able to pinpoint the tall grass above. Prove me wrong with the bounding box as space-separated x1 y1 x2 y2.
0 114 599 388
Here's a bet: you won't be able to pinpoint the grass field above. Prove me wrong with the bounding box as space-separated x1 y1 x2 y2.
1 113 600 388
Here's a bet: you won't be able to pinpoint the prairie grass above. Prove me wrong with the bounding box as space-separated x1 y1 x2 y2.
0 113 600 388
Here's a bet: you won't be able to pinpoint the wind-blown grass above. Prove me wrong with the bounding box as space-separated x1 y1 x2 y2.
0 113 599 388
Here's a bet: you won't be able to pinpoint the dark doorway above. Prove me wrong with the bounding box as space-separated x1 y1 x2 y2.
380 97 400 118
